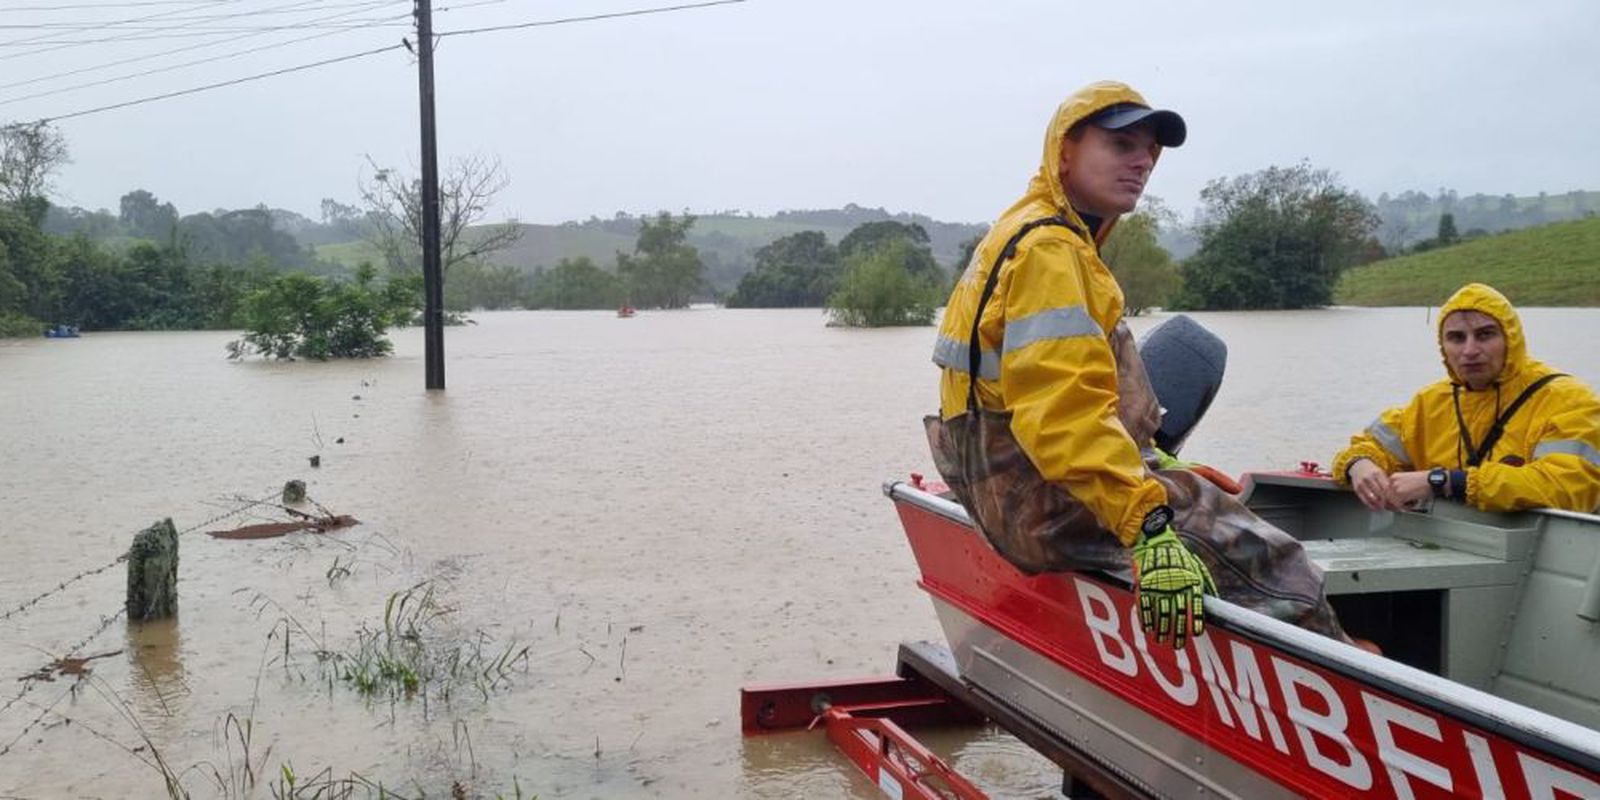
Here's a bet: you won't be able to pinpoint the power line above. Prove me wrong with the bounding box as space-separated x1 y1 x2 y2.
0 21 411 44
0 13 410 105
12 43 404 128
437 0 746 37
10 0 223 10
0 0 410 28
3 0 746 129
0 0 492 92
0 0 247 50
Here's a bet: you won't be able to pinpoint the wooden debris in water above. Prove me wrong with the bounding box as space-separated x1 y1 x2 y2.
207 513 358 540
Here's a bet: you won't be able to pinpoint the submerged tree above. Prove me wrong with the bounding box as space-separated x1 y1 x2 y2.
1177 163 1378 310
726 230 839 308
616 212 704 308
527 256 622 309
825 238 943 327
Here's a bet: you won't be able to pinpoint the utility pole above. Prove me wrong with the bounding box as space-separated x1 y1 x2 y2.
415 0 445 390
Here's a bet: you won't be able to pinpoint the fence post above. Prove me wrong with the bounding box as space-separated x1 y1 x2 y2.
127 519 178 621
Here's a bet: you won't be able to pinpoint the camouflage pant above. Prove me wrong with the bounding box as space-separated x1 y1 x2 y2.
924 409 1346 640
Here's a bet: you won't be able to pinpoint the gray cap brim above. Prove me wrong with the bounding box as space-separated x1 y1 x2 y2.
1090 105 1187 148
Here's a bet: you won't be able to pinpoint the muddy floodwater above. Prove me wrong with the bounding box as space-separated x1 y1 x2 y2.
3 306 1598 798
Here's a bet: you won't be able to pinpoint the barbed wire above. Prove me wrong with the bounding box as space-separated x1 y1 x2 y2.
0 487 282 626
0 683 74 758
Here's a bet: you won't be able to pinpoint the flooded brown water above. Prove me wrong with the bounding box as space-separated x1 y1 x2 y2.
2 307 1597 798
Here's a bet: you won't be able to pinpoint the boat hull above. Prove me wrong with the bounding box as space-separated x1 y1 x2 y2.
891 482 1600 799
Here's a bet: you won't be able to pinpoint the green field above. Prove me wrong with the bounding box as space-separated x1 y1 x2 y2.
315 240 383 269
1335 218 1600 306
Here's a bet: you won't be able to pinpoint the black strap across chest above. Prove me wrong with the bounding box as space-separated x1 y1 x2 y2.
1452 372 1567 467
964 216 1082 413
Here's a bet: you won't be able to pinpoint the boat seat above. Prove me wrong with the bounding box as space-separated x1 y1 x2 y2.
1301 535 1522 595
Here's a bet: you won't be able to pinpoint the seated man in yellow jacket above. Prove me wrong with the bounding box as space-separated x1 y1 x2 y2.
927 81 1350 650
1334 283 1600 513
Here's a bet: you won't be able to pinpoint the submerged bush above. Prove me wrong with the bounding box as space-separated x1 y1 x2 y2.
825 239 943 327
228 264 421 360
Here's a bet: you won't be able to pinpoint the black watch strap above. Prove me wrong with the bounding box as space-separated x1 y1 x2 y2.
1141 505 1174 539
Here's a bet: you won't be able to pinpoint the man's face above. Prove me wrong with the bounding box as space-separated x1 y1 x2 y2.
1441 310 1507 390
1060 123 1158 217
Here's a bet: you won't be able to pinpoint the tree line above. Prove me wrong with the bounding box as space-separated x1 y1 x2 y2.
4 116 1576 350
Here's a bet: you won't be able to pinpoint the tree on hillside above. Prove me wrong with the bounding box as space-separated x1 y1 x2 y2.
616 212 703 308
826 238 943 327
1176 163 1378 310
1437 213 1459 247
0 122 69 214
119 190 179 240
726 230 839 307
1101 205 1179 316
358 154 523 276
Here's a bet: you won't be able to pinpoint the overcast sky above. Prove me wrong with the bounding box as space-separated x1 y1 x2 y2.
8 0 1598 225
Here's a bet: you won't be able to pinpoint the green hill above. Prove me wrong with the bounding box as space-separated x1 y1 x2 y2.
1334 217 1600 306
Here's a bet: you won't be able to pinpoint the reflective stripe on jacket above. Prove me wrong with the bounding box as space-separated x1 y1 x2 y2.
934 81 1168 547
1332 283 1600 512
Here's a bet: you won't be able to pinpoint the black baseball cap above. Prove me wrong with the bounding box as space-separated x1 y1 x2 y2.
1084 102 1187 147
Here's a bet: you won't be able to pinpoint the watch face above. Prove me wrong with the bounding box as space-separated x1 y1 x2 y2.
1429 469 1446 488
1142 505 1174 537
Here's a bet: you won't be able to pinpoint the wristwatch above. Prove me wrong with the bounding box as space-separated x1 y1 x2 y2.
1141 505 1174 539
1428 467 1448 498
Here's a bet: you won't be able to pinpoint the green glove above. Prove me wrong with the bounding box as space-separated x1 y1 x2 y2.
1132 522 1217 650
1154 447 1194 471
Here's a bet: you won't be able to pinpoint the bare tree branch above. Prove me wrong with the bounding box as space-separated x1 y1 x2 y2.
357 154 522 275
0 122 70 204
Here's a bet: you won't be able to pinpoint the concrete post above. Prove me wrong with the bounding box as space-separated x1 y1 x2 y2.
127 518 178 621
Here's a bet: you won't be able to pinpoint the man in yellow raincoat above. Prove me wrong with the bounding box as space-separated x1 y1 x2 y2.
927 81 1350 650
1334 283 1600 513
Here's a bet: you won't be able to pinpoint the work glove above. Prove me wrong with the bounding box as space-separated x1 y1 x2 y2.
1132 521 1217 650
1154 447 1243 494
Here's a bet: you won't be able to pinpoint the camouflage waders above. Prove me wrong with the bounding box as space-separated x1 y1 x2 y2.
925 219 1345 640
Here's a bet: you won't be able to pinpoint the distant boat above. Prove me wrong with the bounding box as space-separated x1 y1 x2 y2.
44 325 79 338
617 305 636 318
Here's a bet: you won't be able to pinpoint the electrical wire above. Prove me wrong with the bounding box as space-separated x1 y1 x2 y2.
0 0 411 29
0 12 411 105
0 0 248 50
15 43 405 127
2 0 747 129
10 0 226 11
437 0 745 37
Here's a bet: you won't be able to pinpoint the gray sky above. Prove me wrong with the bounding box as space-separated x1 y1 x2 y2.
9 0 1599 225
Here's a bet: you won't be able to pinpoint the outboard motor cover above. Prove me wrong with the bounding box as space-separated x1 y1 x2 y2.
1137 314 1227 456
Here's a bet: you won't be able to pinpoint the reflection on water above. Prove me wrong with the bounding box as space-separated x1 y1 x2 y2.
126 617 187 720
1 307 1597 797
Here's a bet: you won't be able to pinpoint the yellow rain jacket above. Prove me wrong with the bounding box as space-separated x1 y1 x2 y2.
1332 284 1600 512
935 81 1167 547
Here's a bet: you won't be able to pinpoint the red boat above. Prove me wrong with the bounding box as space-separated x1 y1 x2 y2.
743 316 1600 798
745 471 1600 799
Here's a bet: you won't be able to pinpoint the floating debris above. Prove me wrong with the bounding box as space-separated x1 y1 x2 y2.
21 650 123 682
208 513 358 540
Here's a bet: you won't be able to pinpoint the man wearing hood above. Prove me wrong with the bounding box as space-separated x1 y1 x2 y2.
1335 283 1600 513
926 81 1350 650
